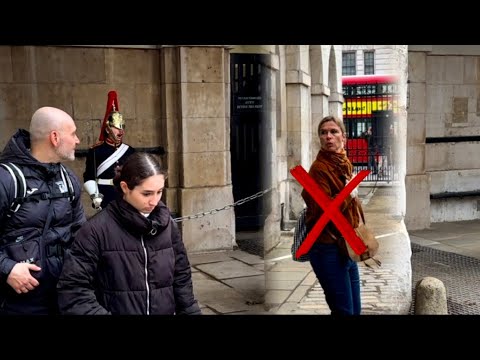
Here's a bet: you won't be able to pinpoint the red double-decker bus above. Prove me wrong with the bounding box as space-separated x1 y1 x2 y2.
342 74 399 165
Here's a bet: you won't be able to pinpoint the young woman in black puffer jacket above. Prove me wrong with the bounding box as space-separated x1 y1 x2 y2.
57 152 201 315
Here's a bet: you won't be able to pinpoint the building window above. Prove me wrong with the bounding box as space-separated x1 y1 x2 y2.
342 52 356 75
364 51 374 75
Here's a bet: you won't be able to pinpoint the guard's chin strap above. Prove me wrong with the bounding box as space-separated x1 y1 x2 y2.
105 127 122 146
105 137 121 146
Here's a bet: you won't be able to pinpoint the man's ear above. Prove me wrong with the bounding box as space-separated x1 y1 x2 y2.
49 130 60 147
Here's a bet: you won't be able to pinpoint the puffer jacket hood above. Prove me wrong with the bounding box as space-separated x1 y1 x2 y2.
0 129 58 176
1 129 37 165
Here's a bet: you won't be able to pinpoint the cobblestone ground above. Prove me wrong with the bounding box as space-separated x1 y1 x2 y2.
299 243 480 315
298 263 405 314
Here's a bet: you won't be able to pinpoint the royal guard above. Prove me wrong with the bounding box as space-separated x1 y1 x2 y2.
83 91 136 210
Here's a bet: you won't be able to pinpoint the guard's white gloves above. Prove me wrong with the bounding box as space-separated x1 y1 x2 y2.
84 180 104 210
91 193 104 210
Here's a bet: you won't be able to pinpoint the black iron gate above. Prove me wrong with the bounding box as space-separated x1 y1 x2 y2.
230 53 268 230
348 112 398 183
342 75 399 183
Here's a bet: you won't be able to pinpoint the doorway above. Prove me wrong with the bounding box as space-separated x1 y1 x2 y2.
230 53 269 231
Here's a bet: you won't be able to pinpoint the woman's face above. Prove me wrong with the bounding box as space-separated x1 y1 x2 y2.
120 174 165 214
319 120 346 153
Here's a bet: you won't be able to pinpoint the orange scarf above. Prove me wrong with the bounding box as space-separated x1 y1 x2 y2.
301 149 360 245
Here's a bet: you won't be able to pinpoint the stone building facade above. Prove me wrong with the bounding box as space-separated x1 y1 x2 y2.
406 45 480 229
342 45 402 75
0 45 237 253
0 45 412 254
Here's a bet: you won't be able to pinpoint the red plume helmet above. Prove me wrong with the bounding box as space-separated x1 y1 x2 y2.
98 91 120 142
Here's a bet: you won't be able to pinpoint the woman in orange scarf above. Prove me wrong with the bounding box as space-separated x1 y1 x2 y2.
302 115 362 315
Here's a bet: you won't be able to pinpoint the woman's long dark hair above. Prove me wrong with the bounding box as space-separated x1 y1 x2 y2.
113 152 167 192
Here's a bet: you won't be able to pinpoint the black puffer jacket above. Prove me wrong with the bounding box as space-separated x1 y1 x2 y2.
0 129 86 314
57 197 201 315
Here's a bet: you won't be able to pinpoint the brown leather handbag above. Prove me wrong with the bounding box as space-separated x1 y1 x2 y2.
344 203 381 266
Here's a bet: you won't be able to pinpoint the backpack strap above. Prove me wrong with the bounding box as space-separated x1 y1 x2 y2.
1 163 75 220
0 162 26 217
59 164 75 202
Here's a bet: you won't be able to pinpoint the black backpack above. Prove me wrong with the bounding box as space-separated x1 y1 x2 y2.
0 162 75 221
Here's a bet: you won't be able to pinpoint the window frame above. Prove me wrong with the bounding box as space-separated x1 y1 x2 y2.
342 51 356 76
364 51 375 75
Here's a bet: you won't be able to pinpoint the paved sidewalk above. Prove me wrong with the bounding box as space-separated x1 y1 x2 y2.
190 186 480 315
189 250 267 314
190 184 412 315
409 220 480 260
264 185 412 314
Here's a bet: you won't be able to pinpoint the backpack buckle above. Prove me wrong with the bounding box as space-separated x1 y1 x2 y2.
46 244 65 258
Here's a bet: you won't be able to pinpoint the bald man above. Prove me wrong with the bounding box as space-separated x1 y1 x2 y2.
0 107 86 315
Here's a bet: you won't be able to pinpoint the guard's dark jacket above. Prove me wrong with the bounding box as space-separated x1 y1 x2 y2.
57 198 201 315
0 129 86 314
83 142 135 207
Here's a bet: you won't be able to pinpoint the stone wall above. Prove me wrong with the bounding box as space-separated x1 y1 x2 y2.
0 45 162 220
0 45 235 252
406 45 480 228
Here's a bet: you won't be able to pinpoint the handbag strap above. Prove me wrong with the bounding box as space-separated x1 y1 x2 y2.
357 200 366 225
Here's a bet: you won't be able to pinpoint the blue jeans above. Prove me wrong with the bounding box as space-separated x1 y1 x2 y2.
309 242 361 315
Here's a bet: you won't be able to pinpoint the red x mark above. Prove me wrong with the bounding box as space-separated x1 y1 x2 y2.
290 166 370 259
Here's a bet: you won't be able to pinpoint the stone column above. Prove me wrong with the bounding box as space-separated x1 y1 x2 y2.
285 45 312 219
309 45 326 156
327 45 344 121
328 90 343 119
263 53 281 253
161 46 235 252
405 48 431 230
